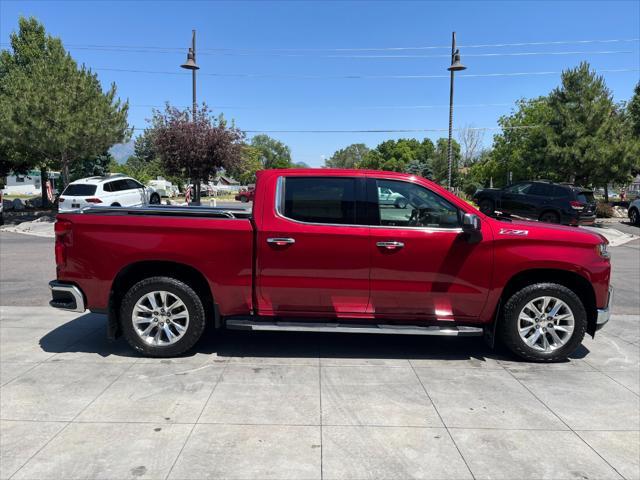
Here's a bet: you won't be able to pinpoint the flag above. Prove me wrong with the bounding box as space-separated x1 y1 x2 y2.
185 186 192 204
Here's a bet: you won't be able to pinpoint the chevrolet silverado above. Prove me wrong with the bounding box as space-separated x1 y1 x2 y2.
50 169 612 362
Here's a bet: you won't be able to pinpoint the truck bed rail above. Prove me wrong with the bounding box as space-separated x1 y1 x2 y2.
75 205 252 219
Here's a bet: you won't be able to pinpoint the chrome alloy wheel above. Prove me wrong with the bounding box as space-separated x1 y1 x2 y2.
518 296 575 352
132 291 189 346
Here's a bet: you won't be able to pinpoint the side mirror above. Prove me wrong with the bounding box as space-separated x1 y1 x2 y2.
462 213 481 232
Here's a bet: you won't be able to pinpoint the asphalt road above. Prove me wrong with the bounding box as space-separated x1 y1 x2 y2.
1 229 638 314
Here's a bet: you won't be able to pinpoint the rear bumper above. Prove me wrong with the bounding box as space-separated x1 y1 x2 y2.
595 286 613 331
49 281 86 313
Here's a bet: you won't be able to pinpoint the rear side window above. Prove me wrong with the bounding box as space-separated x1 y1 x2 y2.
530 183 553 197
577 191 595 203
62 184 97 196
282 177 356 225
126 179 143 189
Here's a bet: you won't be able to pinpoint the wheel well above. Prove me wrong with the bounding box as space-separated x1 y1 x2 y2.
539 209 560 220
108 261 217 339
500 269 597 336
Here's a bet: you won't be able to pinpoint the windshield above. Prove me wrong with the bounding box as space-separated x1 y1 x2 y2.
62 184 97 196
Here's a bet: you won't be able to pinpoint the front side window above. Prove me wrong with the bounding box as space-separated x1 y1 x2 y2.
375 179 460 228
282 177 356 225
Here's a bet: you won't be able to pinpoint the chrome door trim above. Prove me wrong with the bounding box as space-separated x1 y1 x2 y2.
274 176 463 233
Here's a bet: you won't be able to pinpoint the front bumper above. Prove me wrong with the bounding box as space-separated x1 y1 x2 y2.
595 286 613 331
49 281 86 313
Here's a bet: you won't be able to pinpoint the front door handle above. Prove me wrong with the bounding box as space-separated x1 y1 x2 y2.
376 241 404 250
267 237 296 246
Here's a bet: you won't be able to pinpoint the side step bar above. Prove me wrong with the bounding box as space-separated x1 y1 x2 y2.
225 319 483 337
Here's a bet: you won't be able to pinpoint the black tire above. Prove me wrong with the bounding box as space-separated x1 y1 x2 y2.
394 198 408 209
539 211 560 224
478 198 494 215
120 276 206 357
111 203 121 207
239 195 248 203
149 193 161 205
498 283 587 362
630 207 639 226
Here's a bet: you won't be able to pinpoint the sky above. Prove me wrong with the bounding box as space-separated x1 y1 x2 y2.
1 0 639 166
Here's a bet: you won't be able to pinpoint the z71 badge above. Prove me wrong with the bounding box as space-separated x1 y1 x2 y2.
499 228 529 236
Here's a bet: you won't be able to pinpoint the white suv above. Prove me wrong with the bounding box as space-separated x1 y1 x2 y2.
58 175 161 212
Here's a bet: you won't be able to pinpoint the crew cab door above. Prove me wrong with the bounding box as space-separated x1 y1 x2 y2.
255 175 371 316
367 177 492 320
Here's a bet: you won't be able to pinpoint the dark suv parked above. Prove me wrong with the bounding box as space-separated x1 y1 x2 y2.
473 181 596 225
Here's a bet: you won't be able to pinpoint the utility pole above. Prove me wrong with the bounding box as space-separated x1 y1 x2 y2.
181 29 200 204
447 32 466 190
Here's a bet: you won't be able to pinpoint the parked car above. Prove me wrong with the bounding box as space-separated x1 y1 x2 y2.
473 181 597 225
148 179 176 198
235 187 255 203
628 198 640 226
50 169 612 362
378 186 408 208
58 175 161 212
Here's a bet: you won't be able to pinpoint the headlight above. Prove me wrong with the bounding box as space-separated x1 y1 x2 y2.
596 243 610 259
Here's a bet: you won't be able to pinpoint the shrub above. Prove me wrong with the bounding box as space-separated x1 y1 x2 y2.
596 201 613 218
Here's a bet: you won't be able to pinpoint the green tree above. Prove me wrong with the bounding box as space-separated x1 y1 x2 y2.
431 138 462 187
325 143 369 168
0 16 130 206
226 145 263 185
71 152 113 180
250 134 292 169
487 97 552 187
358 138 435 173
151 103 244 203
627 82 640 137
537 63 638 200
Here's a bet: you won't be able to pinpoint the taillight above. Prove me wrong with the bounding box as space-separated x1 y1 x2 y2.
570 201 584 210
55 219 73 267
85 197 102 203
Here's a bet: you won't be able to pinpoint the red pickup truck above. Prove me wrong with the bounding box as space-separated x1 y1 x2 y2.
50 169 612 362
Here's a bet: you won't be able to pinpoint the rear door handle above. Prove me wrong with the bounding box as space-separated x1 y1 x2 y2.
376 241 404 250
267 237 296 246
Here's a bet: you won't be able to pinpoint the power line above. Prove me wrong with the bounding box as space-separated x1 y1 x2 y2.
96 67 640 79
3 37 635 53
130 102 516 110
4 42 633 59
130 125 542 133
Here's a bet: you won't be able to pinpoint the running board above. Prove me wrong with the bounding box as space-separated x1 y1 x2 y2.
225 319 483 337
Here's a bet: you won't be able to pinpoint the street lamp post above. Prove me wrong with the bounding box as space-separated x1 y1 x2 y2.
181 29 200 204
446 32 466 190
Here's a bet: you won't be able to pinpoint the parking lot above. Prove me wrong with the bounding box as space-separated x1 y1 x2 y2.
0 229 638 480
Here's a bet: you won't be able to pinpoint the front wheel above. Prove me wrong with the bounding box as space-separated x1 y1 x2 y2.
498 283 587 362
239 195 248 203
630 208 639 226
149 193 161 205
539 211 560 224
120 276 206 357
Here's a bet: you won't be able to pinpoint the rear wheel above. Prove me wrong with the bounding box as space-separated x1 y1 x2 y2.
111 202 121 207
630 207 639 226
120 276 206 357
499 283 586 362
239 195 248 203
539 211 560 223
478 198 494 215
394 198 408 209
